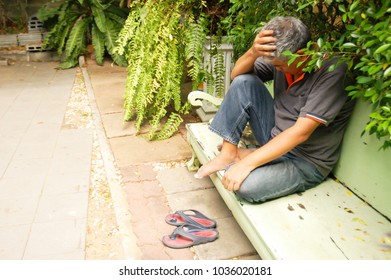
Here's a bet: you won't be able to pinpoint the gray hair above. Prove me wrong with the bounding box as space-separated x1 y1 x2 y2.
262 16 311 61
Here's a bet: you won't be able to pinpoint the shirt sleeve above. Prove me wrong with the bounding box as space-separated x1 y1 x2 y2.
299 61 353 126
253 58 275 82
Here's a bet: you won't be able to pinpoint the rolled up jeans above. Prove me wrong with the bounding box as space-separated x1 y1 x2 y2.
209 74 325 203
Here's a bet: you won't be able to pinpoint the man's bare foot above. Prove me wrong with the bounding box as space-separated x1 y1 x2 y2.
194 152 239 179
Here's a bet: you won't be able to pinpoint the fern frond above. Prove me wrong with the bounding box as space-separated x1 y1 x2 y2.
58 1 74 23
90 0 110 10
92 5 107 33
184 16 207 89
147 107 167 139
91 24 105 65
59 59 78 69
54 25 70 55
153 113 183 140
104 21 127 66
114 10 140 55
65 17 88 58
213 51 225 98
106 5 128 25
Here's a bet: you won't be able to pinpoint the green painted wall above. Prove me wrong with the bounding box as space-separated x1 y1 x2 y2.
334 99 391 219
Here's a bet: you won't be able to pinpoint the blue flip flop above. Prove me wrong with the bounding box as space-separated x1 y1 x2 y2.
162 224 219 249
165 209 217 229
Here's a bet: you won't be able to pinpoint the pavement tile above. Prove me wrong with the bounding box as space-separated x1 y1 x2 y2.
164 246 196 260
49 154 91 174
156 166 214 194
91 85 124 115
139 244 172 260
0 224 30 259
124 180 163 199
0 176 45 199
34 192 89 223
193 217 257 260
146 195 172 224
124 194 147 222
42 171 89 195
13 122 60 159
0 160 9 178
25 250 86 260
1 105 38 122
2 158 51 179
101 112 138 138
0 196 40 226
23 219 86 259
109 134 192 166
120 164 157 182
132 217 161 246
0 119 30 140
53 129 93 157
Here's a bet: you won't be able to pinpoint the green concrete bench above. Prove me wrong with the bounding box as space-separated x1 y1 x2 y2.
186 91 391 259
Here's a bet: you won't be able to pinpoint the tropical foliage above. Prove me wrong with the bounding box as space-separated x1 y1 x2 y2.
115 0 229 140
224 0 391 149
38 0 128 69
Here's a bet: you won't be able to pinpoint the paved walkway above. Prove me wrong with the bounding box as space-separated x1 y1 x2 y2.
0 62 90 259
0 59 259 260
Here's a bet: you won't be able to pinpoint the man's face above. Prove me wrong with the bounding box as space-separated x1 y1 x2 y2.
270 58 304 76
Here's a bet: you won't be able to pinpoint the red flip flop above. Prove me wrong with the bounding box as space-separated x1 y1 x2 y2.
165 209 217 229
162 224 219 249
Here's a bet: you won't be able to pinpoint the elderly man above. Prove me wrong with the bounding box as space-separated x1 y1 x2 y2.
195 16 355 203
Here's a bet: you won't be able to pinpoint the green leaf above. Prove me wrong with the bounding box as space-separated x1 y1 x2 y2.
316 59 323 69
338 4 346 13
349 0 360 11
59 59 78 69
384 66 391 77
91 25 105 65
317 38 324 48
92 6 107 33
364 40 377 48
341 42 356 48
65 17 88 58
368 64 383 75
381 106 391 113
104 21 127 66
374 44 391 54
357 76 373 84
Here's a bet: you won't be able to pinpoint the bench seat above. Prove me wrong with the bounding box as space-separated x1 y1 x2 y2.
186 122 391 259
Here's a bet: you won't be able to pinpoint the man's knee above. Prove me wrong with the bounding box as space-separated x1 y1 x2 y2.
231 74 263 87
235 179 268 203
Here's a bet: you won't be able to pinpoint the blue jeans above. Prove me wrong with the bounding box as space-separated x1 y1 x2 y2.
209 74 325 203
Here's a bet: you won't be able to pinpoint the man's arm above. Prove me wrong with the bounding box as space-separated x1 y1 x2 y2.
231 30 277 80
222 117 320 191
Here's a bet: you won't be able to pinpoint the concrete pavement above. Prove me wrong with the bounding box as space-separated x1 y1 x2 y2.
0 61 90 259
0 58 259 260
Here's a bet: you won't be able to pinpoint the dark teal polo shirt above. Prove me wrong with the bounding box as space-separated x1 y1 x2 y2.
254 57 356 176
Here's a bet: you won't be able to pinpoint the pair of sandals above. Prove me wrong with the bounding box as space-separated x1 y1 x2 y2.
162 209 219 249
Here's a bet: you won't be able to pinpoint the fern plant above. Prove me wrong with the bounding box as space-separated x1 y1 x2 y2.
203 36 228 98
38 0 128 69
115 0 230 140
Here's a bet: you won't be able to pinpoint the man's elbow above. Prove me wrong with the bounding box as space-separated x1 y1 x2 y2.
292 118 320 144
